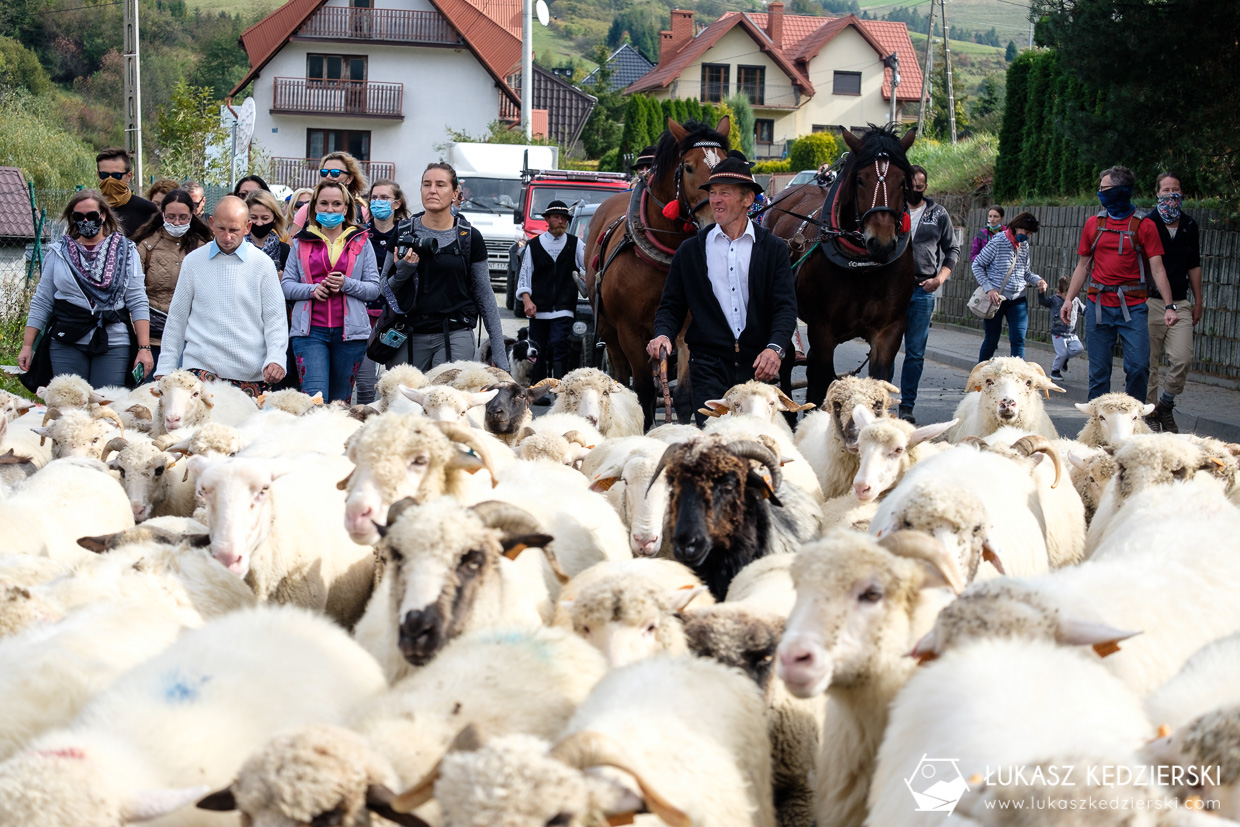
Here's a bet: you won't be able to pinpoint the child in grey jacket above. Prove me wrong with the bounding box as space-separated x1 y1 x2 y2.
1038 276 1085 380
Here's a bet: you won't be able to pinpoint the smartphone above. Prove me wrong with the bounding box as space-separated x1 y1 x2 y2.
132 363 145 384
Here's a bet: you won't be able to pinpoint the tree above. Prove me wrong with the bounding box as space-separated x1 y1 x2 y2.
788 132 838 170
727 93 755 158
993 50 1032 199
1005 40 1018 62
578 45 626 159
970 73 1004 135
0 36 51 95
154 80 231 184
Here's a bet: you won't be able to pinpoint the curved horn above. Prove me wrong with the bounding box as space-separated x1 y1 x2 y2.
470 500 544 537
39 407 62 445
163 436 193 456
100 436 129 463
725 439 782 494
1010 435 1062 489
646 443 680 495
390 723 485 814
965 361 988 392
434 421 497 484
878 529 967 594
549 731 691 827
530 377 561 392
773 385 815 412
563 429 591 448
387 496 420 528
93 407 125 435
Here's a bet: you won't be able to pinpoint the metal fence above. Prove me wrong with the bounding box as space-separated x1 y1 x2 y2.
934 205 1240 381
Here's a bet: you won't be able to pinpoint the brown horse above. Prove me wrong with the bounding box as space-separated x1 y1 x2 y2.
767 124 917 409
586 116 731 427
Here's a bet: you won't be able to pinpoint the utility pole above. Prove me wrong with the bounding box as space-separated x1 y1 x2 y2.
940 0 957 144
884 53 900 127
123 0 143 182
915 0 935 136
521 0 533 140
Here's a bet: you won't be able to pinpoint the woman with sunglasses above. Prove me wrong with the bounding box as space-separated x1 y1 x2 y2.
281 179 380 402
130 189 212 368
285 188 312 227
18 191 153 388
289 152 369 234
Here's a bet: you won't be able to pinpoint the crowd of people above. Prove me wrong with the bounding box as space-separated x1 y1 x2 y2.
16 146 1206 435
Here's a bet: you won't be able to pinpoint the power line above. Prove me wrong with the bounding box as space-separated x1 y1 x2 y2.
35 2 121 14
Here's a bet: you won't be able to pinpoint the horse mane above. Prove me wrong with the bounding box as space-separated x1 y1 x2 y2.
651 120 730 189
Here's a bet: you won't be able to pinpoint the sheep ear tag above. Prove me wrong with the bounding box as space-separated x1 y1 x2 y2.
1092 640 1122 658
606 814 638 826
755 467 776 499
501 533 555 560
591 476 621 492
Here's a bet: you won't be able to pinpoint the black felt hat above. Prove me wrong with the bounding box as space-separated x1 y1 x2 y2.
632 146 656 170
540 200 571 218
699 150 763 195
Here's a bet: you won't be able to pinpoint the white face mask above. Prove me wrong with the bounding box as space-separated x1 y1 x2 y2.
164 221 191 238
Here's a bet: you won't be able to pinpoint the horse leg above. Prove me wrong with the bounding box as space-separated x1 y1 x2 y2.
778 352 798 430
617 326 657 429
803 327 838 409
867 321 907 383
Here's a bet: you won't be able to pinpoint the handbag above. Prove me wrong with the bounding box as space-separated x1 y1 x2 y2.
366 307 408 364
967 247 1021 320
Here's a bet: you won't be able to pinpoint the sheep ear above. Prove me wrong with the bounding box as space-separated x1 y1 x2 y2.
467 389 499 408
267 458 296 481
1074 402 1093 414
1057 617 1141 657
35 385 49 400
852 403 877 430
445 450 486 475
703 398 729 414
311 392 324 405
399 385 427 406
528 383 552 401
15 399 37 413
148 387 162 398
392 724 486 814
591 475 621 492
746 468 782 507
1066 451 1089 470
910 628 941 665
76 534 113 553
122 786 212 822
126 404 153 422
500 533 555 560
194 786 237 812
981 539 1006 575
31 426 52 441
185 454 216 480
909 419 957 447
186 533 212 548
667 585 706 612
337 469 354 491
365 784 432 827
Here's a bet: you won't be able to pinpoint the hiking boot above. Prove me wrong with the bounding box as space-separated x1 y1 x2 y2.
1153 400 1179 433
898 406 916 425
1050 370 1064 382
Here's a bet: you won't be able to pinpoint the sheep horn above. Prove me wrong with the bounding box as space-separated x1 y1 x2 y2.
646 443 681 495
563 430 591 448
364 784 432 827
100 436 129 463
93 407 125 435
725 439 782 495
773 385 815 412
1009 435 1062 489
530 377 560 391
549 731 691 827
965 361 988 392
39 407 62 445
878 530 967 595
386 497 419 528
470 500 544 536
390 724 485 813
434 421 497 485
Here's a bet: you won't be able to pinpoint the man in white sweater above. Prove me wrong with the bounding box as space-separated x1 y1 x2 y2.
154 196 288 386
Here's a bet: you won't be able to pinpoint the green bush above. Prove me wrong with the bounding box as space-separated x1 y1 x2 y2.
0 37 52 96
907 134 998 195
727 93 755 159
788 132 838 171
752 160 791 174
0 90 96 191
598 147 621 172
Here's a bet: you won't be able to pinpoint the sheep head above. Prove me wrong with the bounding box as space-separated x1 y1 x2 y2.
684 604 785 695
776 529 964 699
0 390 38 421
1074 392 1154 447
591 451 670 557
36 374 95 410
701 381 814 422
102 437 181 522
483 381 550 436
188 455 294 577
151 370 212 433
965 358 1064 428
872 479 1003 584
1112 434 1221 502
852 405 956 502
33 407 124 459
399 384 497 424
562 575 702 668
550 368 624 429
825 376 898 453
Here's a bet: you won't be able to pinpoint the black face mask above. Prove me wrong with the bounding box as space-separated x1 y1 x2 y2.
250 221 276 239
908 190 925 206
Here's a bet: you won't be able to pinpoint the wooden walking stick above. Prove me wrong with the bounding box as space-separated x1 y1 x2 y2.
652 348 678 425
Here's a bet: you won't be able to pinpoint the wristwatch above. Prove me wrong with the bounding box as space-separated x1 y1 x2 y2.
1166 304 1178 311
767 344 786 359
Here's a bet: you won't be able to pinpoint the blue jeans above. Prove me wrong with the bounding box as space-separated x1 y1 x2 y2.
899 287 936 410
292 326 367 403
49 340 131 388
1084 300 1149 401
979 296 1028 361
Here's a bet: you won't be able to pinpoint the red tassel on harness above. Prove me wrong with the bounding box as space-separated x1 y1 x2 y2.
662 200 680 221
684 222 695 233
900 211 911 234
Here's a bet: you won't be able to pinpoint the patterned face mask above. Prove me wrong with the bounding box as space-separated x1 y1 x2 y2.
1156 192 1182 224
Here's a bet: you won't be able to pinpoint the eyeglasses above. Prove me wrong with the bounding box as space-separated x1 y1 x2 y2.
294 201 309 211
98 171 126 181
164 214 192 225
70 211 103 223
320 169 348 179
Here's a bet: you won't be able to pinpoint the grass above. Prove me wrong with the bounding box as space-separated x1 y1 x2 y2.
534 24 597 72
908 133 998 195
855 0 1032 47
0 313 33 401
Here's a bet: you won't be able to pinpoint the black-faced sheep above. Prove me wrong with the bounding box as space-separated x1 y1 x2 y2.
481 381 553 445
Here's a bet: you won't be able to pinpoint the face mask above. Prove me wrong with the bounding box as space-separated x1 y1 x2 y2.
164 221 191 238
907 191 925 206
987 222 1001 231
98 175 132 208
369 199 394 220
1015 233 1029 244
316 212 345 229
1097 186 1134 218
1156 193 1182 224
75 218 103 238
250 220 275 239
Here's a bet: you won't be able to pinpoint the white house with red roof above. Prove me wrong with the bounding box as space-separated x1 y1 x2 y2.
626 5 922 158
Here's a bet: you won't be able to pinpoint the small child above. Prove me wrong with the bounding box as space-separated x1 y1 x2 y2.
1038 276 1085 381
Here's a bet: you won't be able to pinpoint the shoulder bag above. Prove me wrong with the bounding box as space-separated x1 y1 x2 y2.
967 244 1021 320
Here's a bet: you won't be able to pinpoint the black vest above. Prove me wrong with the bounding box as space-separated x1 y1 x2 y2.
528 234 579 313
407 217 476 333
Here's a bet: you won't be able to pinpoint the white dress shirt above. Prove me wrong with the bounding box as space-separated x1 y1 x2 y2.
516 230 585 320
706 219 756 340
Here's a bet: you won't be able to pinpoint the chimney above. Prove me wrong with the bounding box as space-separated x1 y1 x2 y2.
669 9 694 53
659 30 675 64
767 2 784 51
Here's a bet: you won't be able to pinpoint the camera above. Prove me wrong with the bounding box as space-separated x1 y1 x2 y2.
395 233 438 259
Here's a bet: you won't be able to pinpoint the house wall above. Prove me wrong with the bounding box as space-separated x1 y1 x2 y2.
251 0 504 188
796 26 894 135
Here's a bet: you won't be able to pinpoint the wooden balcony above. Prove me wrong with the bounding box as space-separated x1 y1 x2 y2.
296 7 460 46
269 157 397 190
271 78 403 119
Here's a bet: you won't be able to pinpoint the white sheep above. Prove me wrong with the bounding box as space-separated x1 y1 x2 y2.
776 530 964 827
515 410 605 447
0 388 39 421
424 360 514 391
197 627 609 827
256 388 324 416
699 380 815 440
35 374 108 410
393 655 775 827
0 605 387 827
1075 392 1154 447
512 429 592 467
238 406 363 459
946 357 1063 443
794 376 898 499
0 417 38 488
1 457 133 562
399 383 497 426
580 435 677 556
188 452 378 628
30 406 126 460
546 367 644 437
551 557 713 627
646 422 704 444
148 369 258 436
850 405 956 503
101 435 195 522
373 364 427 414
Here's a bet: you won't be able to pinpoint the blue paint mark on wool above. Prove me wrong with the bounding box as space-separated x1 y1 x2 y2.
161 669 211 703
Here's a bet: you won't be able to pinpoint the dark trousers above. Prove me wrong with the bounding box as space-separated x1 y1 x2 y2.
979 296 1029 361
529 316 573 365
690 351 755 427
49 340 130 388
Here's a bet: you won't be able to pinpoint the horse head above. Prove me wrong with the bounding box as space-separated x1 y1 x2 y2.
841 124 916 263
652 116 731 230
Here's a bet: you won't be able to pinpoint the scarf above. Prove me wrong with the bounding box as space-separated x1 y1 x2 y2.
248 229 283 262
1156 193 1183 224
99 176 133 209
59 233 132 309
1097 186 1135 219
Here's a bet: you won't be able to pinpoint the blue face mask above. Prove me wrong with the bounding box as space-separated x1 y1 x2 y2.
1097 186 1135 219
369 199 393 220
316 212 345 229
1015 233 1029 244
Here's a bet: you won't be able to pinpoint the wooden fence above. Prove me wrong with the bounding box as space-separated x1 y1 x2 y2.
934 206 1240 382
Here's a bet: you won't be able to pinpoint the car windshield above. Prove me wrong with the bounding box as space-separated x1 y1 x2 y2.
529 186 620 216
458 177 522 213
789 171 817 186
569 206 598 239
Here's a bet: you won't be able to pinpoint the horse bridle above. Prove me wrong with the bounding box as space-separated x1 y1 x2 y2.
643 138 725 233
854 151 907 228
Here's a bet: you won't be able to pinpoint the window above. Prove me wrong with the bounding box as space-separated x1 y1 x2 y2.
308 129 371 161
833 71 862 96
754 119 774 144
307 54 367 84
701 64 729 103
737 65 765 105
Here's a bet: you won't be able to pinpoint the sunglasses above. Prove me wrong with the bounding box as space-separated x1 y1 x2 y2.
71 211 103 224
97 171 126 181
320 169 348 179
294 201 309 211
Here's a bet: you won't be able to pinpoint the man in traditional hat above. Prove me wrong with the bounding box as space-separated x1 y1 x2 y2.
517 200 584 383
647 150 797 426
631 145 656 185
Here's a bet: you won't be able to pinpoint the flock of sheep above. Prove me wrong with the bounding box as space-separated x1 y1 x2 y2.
1 352 1239 827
